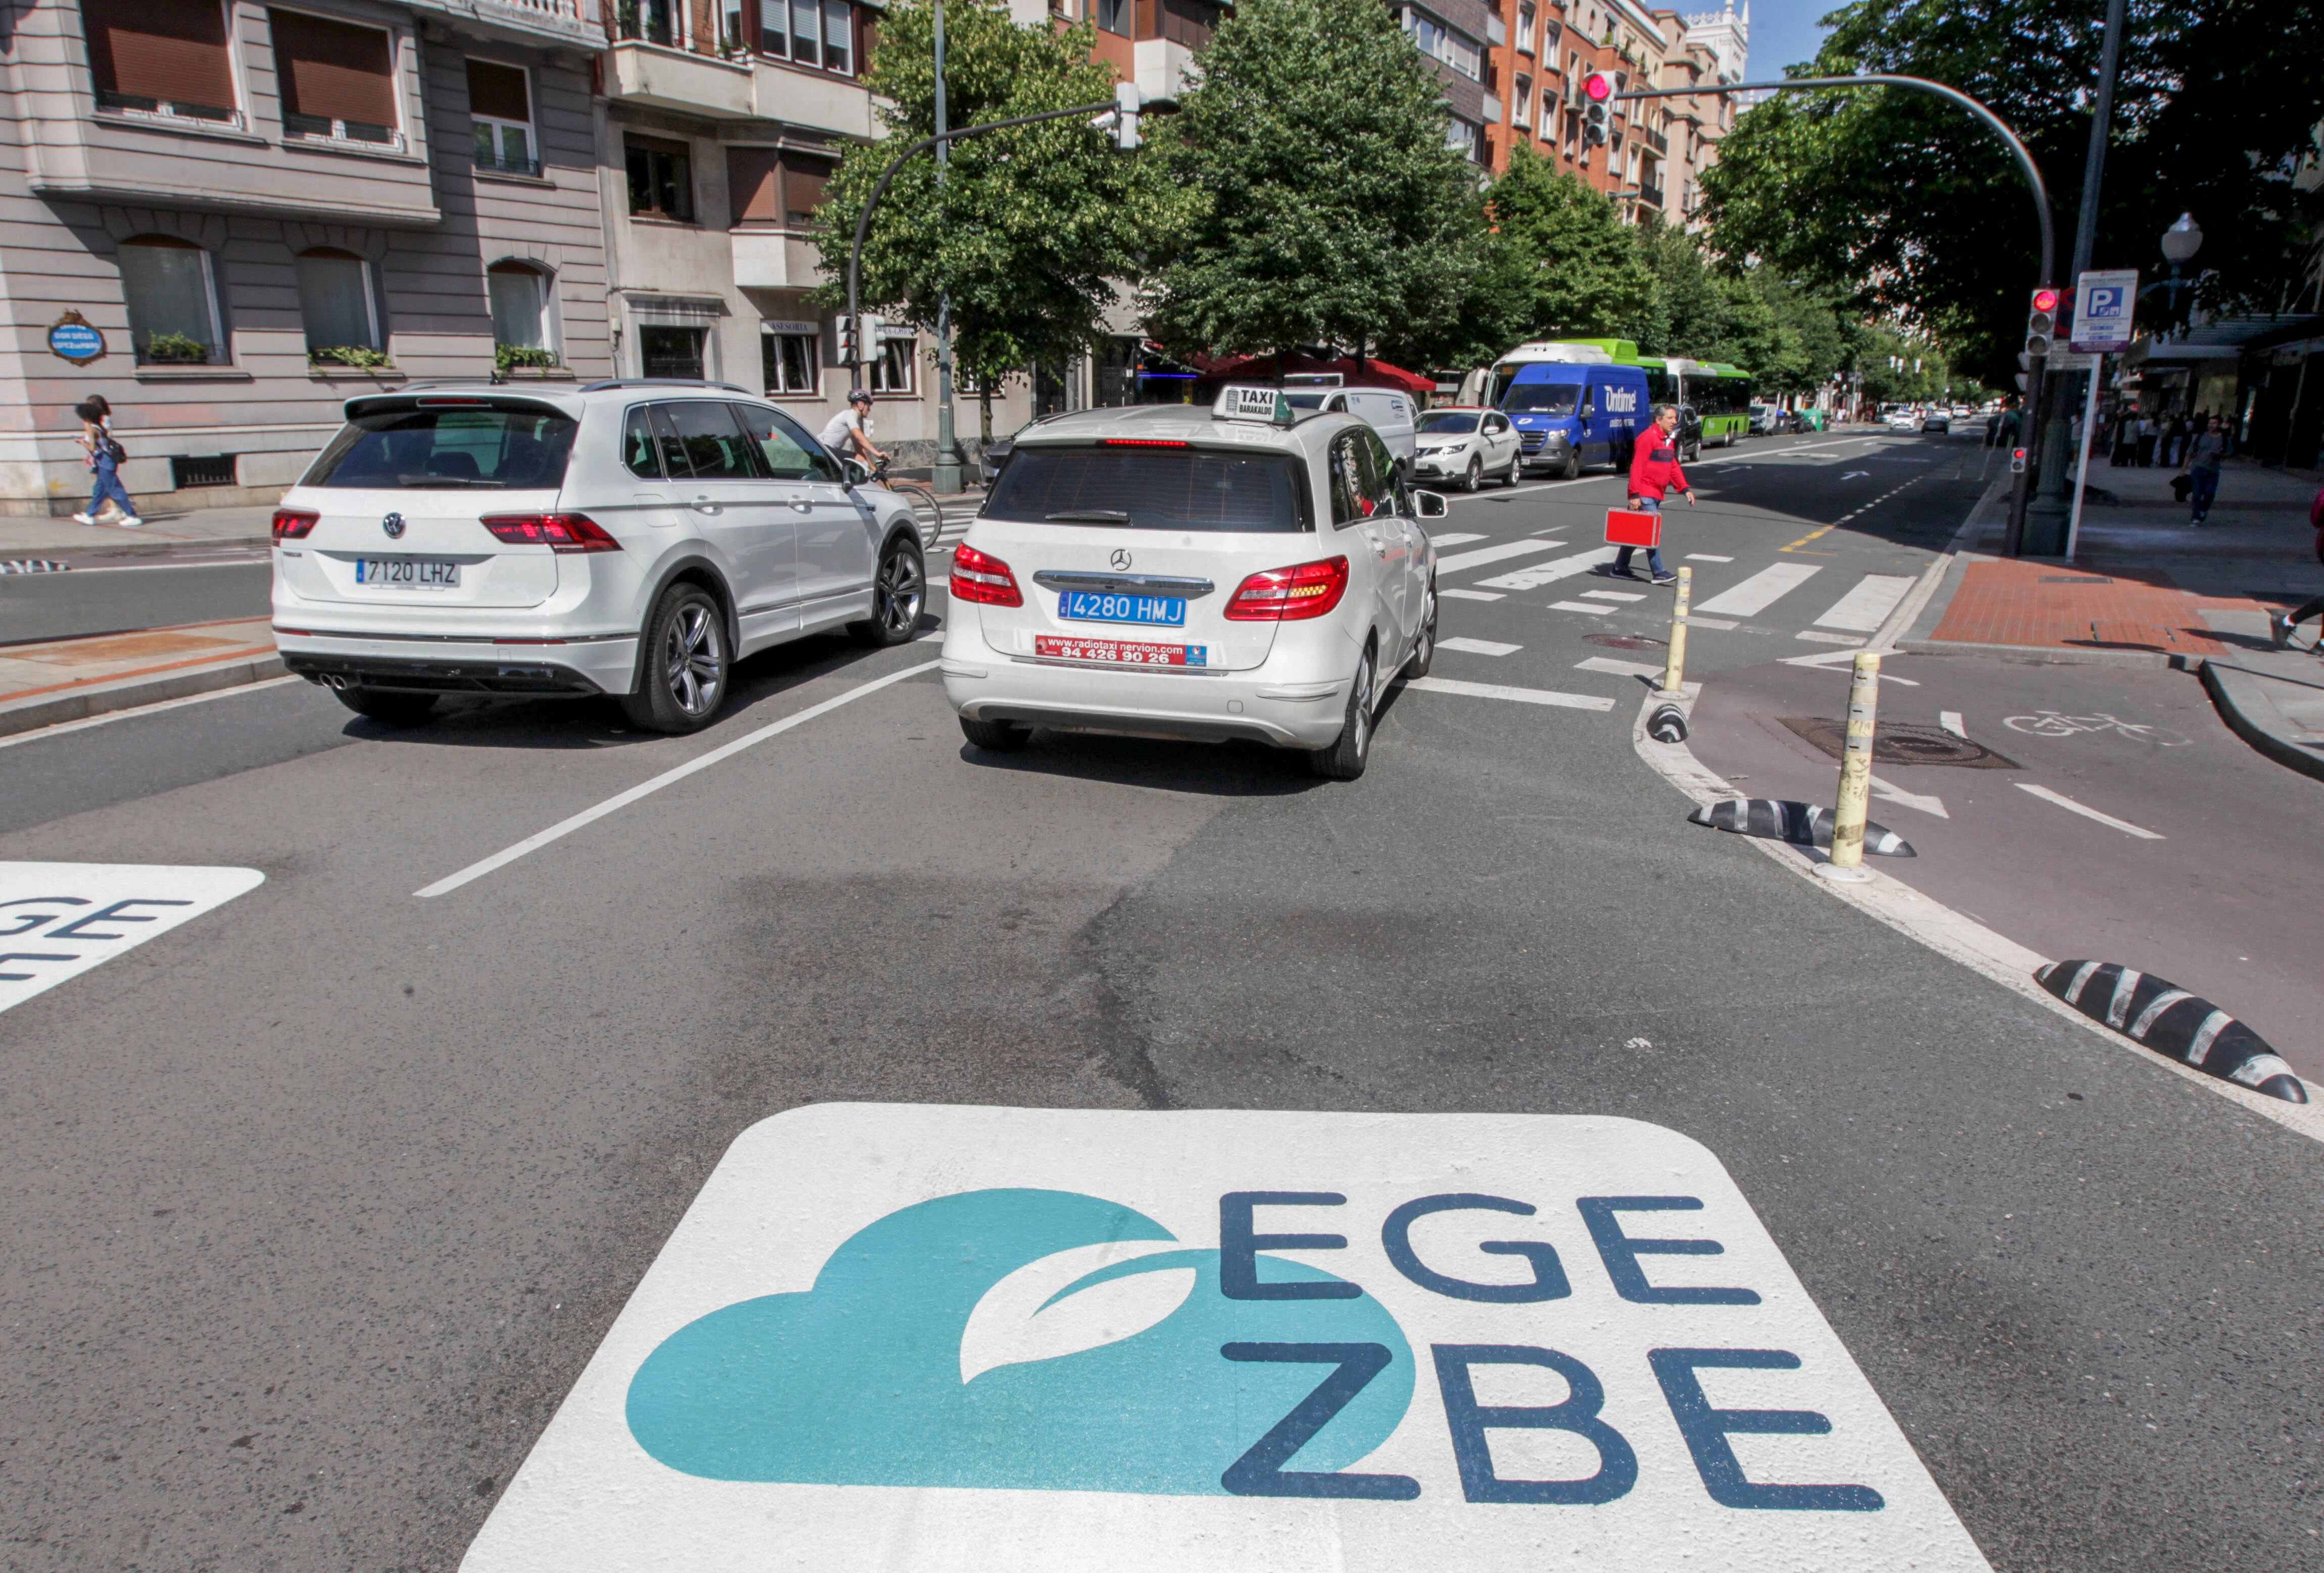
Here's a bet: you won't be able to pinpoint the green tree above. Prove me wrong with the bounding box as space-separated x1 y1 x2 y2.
1700 0 2324 384
1147 0 1486 369
816 0 1177 437
1483 144 1654 341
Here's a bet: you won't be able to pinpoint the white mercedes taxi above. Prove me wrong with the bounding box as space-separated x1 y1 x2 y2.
939 387 1444 779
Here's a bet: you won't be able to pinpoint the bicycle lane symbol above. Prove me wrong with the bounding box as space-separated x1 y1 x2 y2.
2002 711 2192 746
0 864 264 1015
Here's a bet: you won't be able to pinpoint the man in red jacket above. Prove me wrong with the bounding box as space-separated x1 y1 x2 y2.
1604 404 1695 586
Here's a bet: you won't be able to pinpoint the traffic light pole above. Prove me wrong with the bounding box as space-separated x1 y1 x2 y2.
1615 74 2056 555
844 94 1152 383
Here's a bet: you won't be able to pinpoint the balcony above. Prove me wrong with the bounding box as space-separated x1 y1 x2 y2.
606 39 755 118
1637 181 1663 207
405 0 604 49
1640 126 1667 156
753 62 876 138
730 228 822 289
1133 37 1202 101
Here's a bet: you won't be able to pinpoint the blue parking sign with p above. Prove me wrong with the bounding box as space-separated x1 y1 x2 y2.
2071 269 2140 351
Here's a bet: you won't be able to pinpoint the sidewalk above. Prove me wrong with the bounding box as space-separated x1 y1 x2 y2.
1901 456 2324 779
0 502 275 561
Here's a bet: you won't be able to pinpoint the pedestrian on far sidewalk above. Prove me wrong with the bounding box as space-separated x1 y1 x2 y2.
2161 412 2188 466
72 395 141 528
1601 403 1692 587
2136 411 2158 467
2179 415 2230 526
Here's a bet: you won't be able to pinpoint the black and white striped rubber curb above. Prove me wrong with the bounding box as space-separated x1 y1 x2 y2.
2035 961 2307 1104
1 560 70 575
1689 797 1916 856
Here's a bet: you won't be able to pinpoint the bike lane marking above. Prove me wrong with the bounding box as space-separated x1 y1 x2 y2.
464 1104 1990 1573
0 863 264 1014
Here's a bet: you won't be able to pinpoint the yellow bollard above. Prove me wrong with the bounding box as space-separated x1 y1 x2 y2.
1660 566 1691 696
1817 650 1881 883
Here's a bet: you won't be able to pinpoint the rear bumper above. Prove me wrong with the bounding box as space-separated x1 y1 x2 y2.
938 640 1352 749
275 630 638 696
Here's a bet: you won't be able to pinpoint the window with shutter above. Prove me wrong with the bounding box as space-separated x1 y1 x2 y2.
296 247 379 353
781 153 831 227
726 147 781 227
270 10 398 146
119 236 226 363
84 0 238 123
488 262 552 353
466 59 535 173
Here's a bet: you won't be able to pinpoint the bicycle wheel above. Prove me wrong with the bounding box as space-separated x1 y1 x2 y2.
891 483 944 550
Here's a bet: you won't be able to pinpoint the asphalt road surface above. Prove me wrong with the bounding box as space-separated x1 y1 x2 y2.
0 430 2316 1572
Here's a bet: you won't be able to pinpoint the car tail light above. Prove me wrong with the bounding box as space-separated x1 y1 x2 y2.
480 513 622 553
1100 438 1191 447
1224 556 1350 621
271 508 319 541
950 543 1023 606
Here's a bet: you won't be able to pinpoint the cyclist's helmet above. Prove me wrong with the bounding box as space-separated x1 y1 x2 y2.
847 388 872 404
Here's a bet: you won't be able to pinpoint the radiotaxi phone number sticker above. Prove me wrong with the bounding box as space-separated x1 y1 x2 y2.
0 863 265 1014
464 1104 1990 1573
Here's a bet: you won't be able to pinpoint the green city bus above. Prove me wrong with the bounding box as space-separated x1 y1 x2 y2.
1551 341 1756 456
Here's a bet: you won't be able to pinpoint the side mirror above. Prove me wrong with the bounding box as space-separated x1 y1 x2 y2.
1414 491 1449 519
842 457 871 487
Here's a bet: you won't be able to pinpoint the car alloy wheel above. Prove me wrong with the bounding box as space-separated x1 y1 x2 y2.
1463 456 1483 493
664 600 725 718
852 535 927 647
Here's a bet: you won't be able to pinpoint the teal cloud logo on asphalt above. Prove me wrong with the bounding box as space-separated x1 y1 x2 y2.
625 1188 1413 1493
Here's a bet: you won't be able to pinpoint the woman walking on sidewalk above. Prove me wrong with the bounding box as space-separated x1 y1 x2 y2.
71 396 141 528
2179 415 2230 526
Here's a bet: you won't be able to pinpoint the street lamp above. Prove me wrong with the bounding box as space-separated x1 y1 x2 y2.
2159 212 2203 331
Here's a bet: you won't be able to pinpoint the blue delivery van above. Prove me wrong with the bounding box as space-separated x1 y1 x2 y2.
1496 356 1652 479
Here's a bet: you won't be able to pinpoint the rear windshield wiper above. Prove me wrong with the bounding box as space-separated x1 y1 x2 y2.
1045 509 1131 523
396 476 508 488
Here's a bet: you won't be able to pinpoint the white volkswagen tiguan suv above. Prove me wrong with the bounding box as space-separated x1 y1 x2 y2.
272 380 928 732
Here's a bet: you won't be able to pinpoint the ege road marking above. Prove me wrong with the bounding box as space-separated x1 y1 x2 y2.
0 863 263 1014
415 659 939 898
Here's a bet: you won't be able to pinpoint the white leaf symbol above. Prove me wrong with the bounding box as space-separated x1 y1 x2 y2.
958 1240 1196 1386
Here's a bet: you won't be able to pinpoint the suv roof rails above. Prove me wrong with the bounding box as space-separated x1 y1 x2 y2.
576 378 756 395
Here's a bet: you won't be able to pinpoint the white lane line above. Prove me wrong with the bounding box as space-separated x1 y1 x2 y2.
1580 589 1645 602
1439 588 1504 601
1548 600 1614 615
1795 630 1863 645
1813 573 1917 631
1940 710 1967 737
0 674 301 750
1577 655 1663 678
1434 539 1564 575
1400 676 1616 711
1426 532 1487 548
415 659 940 898
2016 783 2165 840
1685 553 1734 562
1683 614 1739 630
1439 636 1521 656
1476 546 1618 590
1694 561 1822 617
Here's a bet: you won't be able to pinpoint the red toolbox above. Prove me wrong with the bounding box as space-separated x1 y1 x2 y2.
1604 507 1663 547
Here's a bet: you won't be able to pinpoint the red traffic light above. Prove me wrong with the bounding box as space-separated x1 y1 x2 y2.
1583 72 1613 101
2030 288 2060 312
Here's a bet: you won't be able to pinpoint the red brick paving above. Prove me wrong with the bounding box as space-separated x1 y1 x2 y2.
1928 558 2258 655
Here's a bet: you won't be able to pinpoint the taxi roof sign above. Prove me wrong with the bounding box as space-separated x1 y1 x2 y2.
1213 385 1295 426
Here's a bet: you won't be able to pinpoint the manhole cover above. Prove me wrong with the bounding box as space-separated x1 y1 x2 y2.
1584 633 1668 650
1778 717 2020 769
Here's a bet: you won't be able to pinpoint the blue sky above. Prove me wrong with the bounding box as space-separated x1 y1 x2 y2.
1743 0 1838 80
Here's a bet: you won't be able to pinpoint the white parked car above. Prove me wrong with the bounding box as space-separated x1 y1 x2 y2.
1884 408 1921 431
1410 406 1520 491
938 387 1444 780
271 380 928 732
1283 387 1419 467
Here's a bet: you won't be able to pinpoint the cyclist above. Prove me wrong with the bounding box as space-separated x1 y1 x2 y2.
818 389 888 471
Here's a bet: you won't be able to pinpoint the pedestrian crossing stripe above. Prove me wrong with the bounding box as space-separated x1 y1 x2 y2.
1693 563 1821 618
461 1106 1992 1573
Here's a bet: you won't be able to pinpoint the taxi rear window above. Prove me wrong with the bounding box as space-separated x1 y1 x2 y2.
983 445 1311 533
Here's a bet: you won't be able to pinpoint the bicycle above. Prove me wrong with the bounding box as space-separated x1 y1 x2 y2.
2001 710 2192 746
869 458 946 553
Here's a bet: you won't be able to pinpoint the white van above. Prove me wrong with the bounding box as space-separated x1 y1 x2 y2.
1283 388 1418 466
